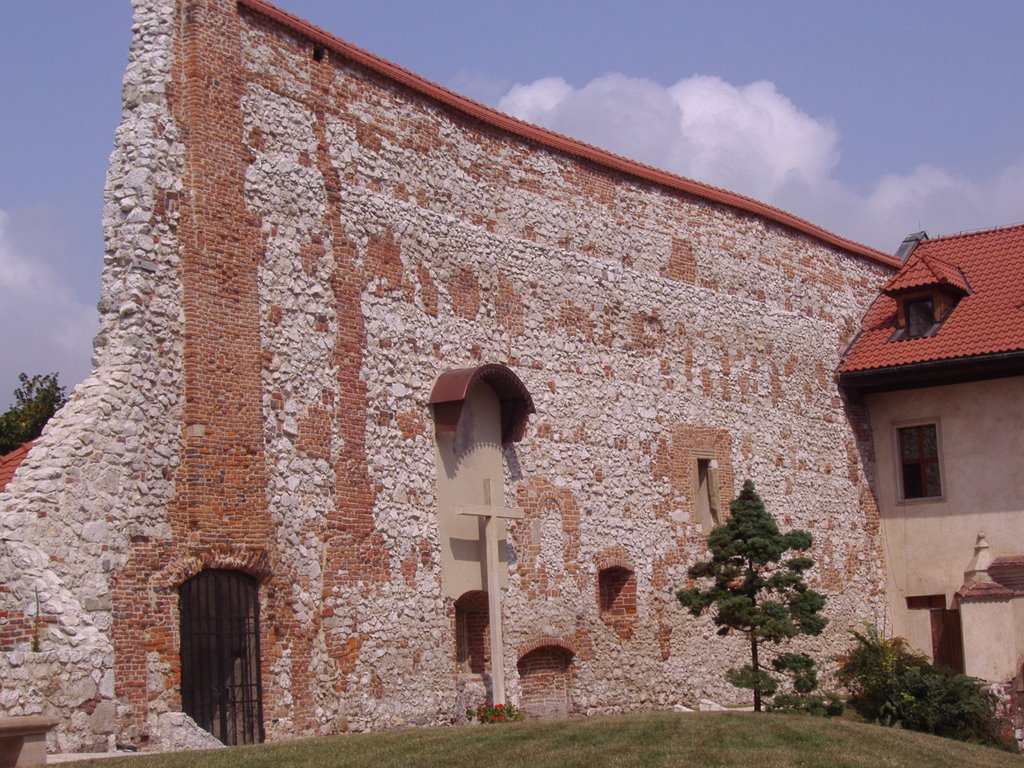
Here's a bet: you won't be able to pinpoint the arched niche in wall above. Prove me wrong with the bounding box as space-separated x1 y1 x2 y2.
429 364 535 600
516 643 576 720
454 590 490 674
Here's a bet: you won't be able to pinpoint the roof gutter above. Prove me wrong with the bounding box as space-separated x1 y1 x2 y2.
838 350 1024 394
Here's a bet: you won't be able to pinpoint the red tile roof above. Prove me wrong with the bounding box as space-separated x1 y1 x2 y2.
882 253 970 294
0 441 33 494
239 0 898 270
991 557 1024 593
992 555 1024 569
839 223 1024 373
956 580 1016 601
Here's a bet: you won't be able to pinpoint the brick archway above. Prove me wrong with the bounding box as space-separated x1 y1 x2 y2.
454 590 489 674
516 644 574 719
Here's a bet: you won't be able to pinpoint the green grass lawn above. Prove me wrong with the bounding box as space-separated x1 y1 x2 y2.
71 712 1022 768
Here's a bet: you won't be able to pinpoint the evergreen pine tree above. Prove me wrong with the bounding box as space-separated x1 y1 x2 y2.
677 480 827 711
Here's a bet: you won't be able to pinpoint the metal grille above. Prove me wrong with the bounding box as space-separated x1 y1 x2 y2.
179 570 265 745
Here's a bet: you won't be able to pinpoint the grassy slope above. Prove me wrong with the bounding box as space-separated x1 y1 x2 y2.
72 713 1022 768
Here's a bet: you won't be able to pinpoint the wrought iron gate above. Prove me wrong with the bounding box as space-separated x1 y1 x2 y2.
179 570 265 745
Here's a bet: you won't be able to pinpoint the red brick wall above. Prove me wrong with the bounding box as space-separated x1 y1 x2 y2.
109 0 317 742
454 591 489 675
517 646 574 719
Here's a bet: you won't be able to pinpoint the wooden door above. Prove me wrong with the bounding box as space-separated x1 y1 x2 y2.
930 608 965 673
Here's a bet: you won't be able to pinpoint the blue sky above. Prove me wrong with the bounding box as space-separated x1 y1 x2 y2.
1 0 1023 409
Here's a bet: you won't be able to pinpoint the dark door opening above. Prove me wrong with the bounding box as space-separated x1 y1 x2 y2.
179 569 265 745
930 608 965 673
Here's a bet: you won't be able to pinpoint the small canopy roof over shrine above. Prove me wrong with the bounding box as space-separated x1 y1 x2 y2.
429 364 535 444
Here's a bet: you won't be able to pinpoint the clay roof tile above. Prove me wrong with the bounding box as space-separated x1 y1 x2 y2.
956 580 1016 601
0 441 33 494
840 223 1024 373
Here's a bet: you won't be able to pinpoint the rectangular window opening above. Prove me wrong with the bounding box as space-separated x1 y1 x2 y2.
898 424 942 499
695 458 720 531
905 297 935 338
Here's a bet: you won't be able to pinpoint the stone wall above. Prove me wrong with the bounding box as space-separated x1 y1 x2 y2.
0 0 896 752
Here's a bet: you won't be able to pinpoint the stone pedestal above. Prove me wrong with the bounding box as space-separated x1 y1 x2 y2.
0 716 59 768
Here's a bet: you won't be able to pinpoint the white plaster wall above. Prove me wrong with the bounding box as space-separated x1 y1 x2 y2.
961 599 1017 681
866 376 1024 661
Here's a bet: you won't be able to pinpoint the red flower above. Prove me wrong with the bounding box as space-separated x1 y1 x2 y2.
495 703 504 709
497 714 506 721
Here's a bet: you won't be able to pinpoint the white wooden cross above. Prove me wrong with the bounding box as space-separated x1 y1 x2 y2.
457 478 523 706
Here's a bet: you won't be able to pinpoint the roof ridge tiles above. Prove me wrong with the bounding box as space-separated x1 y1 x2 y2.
919 221 1024 246
237 0 898 269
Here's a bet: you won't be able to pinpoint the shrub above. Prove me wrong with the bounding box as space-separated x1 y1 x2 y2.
766 652 844 717
882 665 1005 746
836 623 928 722
837 624 1009 748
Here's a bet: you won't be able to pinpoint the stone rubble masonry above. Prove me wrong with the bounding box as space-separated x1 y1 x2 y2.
0 0 895 753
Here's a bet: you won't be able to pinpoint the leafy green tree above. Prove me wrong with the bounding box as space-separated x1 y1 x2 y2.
677 480 827 711
0 373 67 454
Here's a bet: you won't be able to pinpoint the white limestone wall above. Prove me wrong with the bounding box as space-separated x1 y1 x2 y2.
0 0 896 749
239 13 891 728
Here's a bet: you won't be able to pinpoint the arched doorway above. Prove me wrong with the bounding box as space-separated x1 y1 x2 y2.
517 645 574 719
179 569 264 745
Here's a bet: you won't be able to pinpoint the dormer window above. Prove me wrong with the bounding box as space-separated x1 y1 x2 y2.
882 251 970 343
905 297 935 338
889 290 960 341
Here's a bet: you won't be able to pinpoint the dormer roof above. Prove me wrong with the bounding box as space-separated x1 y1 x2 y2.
881 252 970 295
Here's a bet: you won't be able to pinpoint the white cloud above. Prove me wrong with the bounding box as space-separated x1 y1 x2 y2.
497 74 1024 252
668 77 839 200
500 76 574 118
0 209 96 409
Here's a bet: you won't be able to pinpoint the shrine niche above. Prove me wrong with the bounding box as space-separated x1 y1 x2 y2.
430 364 534 704
429 364 534 598
454 590 489 674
